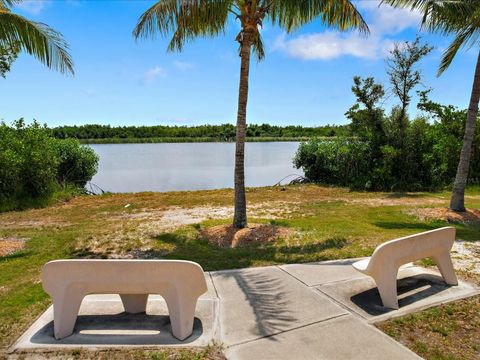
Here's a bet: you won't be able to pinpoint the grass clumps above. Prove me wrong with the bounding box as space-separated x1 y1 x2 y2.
378 296 480 360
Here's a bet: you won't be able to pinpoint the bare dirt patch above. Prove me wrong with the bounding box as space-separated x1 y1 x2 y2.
0 237 26 256
200 223 291 248
407 207 480 224
348 196 445 207
452 241 480 275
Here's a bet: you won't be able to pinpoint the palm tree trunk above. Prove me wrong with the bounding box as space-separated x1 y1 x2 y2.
233 31 253 229
450 50 480 212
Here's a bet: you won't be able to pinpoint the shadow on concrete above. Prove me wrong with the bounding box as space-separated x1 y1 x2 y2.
221 270 297 341
30 313 203 345
350 273 452 316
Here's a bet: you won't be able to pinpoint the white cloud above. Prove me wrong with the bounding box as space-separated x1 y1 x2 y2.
272 0 423 61
273 32 377 60
358 1 422 34
173 60 194 71
16 0 51 14
142 66 167 85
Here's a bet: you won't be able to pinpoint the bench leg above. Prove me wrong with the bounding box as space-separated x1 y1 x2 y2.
374 269 399 310
52 291 84 340
120 294 149 314
433 251 458 286
163 292 198 340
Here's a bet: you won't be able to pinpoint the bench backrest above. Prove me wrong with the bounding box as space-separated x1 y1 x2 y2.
42 259 207 297
366 227 456 274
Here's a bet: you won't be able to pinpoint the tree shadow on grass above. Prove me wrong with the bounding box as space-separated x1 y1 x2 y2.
0 249 33 262
127 232 350 271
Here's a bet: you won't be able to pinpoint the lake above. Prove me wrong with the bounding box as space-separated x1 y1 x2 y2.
89 142 302 193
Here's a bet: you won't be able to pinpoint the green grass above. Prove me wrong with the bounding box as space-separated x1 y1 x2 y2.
0 184 479 357
378 295 479 360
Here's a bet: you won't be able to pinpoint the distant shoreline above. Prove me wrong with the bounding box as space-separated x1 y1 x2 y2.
80 136 320 144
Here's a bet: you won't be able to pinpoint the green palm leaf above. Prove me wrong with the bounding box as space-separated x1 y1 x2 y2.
382 0 480 75
0 6 74 75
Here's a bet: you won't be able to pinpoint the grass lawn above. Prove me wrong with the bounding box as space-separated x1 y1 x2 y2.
0 184 479 359
378 292 480 360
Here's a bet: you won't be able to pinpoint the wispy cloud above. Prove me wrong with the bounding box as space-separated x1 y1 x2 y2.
272 1 423 61
16 0 51 14
173 60 194 71
142 66 167 85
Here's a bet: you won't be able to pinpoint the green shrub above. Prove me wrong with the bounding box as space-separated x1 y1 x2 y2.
294 138 372 190
54 139 98 187
0 120 99 211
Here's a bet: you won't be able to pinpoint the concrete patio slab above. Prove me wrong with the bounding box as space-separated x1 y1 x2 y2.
279 259 370 286
211 266 348 346
279 259 416 287
317 266 480 323
226 314 421 360
13 294 218 351
10 260 479 359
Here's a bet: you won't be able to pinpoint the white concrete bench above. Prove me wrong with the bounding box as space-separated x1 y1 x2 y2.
41 259 208 340
352 227 458 309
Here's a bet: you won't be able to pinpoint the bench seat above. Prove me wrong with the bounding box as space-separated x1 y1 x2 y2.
352 227 458 309
42 259 208 340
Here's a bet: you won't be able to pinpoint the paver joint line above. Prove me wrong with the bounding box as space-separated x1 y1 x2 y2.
275 265 311 287
226 312 350 349
314 286 369 321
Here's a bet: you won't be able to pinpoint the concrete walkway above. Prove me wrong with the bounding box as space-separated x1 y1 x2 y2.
12 259 479 359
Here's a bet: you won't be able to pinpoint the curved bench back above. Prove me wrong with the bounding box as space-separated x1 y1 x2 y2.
366 227 456 274
42 259 207 298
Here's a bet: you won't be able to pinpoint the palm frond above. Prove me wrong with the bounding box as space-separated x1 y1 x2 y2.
383 0 480 74
133 0 230 52
0 0 21 9
439 24 479 75
0 10 74 75
251 31 265 60
271 0 369 34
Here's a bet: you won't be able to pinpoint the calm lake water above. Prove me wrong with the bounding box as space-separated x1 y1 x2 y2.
89 142 302 193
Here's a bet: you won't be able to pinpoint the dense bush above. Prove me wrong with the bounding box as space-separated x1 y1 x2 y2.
0 120 99 211
295 39 479 192
54 139 98 187
294 95 480 191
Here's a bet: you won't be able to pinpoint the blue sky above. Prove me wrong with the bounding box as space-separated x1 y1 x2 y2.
1 0 477 127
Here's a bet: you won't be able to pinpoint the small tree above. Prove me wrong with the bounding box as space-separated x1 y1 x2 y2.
346 76 385 145
386 37 432 142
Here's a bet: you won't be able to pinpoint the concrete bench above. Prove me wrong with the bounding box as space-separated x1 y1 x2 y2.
41 259 207 340
352 227 458 309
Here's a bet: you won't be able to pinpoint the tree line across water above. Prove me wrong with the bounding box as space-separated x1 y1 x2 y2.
50 123 348 143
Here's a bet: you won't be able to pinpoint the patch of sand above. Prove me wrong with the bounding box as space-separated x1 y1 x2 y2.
0 218 71 229
406 207 480 224
452 241 480 275
200 223 291 248
348 197 445 207
76 203 302 257
0 237 26 256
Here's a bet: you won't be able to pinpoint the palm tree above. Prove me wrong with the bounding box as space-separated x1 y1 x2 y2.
383 0 480 212
134 0 368 228
0 0 74 74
